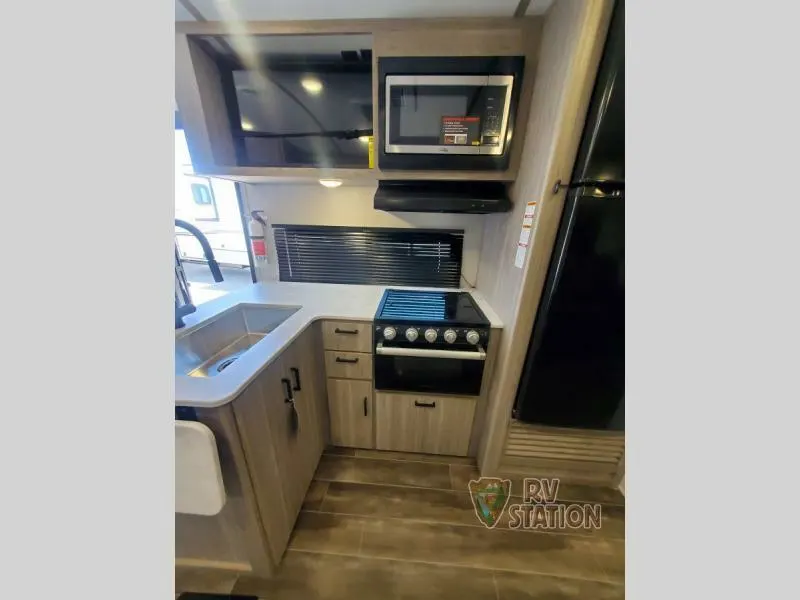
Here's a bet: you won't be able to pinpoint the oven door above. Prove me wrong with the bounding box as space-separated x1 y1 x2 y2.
384 75 514 156
374 343 486 396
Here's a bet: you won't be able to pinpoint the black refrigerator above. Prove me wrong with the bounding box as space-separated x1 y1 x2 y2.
513 1 624 431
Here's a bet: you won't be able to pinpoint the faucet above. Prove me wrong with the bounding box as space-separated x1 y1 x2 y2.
174 219 224 328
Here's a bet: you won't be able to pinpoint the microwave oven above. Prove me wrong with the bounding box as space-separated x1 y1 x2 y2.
378 56 525 171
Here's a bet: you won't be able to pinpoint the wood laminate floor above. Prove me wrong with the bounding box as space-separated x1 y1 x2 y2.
178 447 625 599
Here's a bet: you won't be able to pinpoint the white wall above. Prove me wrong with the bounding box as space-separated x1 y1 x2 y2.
241 182 486 285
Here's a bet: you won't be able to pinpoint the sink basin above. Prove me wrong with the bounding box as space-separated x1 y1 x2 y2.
176 304 300 378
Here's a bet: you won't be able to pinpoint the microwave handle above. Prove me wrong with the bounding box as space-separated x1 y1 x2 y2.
375 343 486 361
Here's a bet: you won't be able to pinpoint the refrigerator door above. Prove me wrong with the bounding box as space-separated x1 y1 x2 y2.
572 0 624 185
514 190 624 430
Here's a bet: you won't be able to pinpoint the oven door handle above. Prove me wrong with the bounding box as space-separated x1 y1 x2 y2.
375 343 486 361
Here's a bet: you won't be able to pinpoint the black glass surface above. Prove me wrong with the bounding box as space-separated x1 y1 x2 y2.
375 354 484 396
376 290 489 326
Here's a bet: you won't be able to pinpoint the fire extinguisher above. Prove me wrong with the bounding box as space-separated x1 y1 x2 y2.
248 210 268 263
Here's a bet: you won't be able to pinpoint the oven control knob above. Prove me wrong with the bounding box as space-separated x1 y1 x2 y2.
466 330 481 345
443 329 457 344
383 326 396 341
405 327 419 342
424 328 437 343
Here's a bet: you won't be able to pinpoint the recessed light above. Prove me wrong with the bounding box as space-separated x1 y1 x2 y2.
301 77 323 95
241 120 254 131
358 136 370 143
319 179 343 188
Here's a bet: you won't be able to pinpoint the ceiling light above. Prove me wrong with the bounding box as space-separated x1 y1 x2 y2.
358 136 370 143
301 77 323 95
319 179 343 188
241 120 254 131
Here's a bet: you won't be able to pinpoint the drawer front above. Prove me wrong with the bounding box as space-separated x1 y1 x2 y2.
322 321 372 353
375 392 477 457
324 351 373 381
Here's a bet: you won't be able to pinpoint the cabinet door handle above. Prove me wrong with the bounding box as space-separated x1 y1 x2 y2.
335 356 359 364
414 400 436 408
281 378 294 402
290 367 302 391
334 327 359 335
363 397 368 417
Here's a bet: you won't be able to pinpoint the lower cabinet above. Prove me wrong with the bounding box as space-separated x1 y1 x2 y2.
231 325 325 565
374 392 477 457
327 378 374 448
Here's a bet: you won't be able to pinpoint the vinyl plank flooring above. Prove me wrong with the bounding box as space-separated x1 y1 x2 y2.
319 481 478 526
232 551 393 600
494 570 625 600
315 455 453 490
232 551 499 600
360 518 609 581
174 567 238 595
324 446 356 456
589 539 625 584
450 464 481 492
354 448 477 466
392 560 497 600
497 501 623 540
504 476 625 506
302 480 330 511
288 511 364 555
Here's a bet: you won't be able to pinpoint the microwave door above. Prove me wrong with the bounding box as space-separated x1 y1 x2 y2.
385 75 512 156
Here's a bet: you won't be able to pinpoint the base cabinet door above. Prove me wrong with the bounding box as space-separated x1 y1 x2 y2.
375 392 476 456
327 379 374 448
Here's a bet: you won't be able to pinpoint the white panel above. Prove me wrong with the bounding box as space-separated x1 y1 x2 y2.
527 0 555 15
175 2 196 21
175 421 226 516
189 0 519 21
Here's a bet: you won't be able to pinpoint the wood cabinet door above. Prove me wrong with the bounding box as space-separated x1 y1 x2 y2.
279 328 325 518
231 355 294 562
326 379 374 449
231 327 327 563
375 392 477 457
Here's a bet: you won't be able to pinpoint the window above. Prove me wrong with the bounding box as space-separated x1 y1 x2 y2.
273 225 464 288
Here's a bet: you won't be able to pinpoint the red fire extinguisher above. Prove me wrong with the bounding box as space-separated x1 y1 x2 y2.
248 210 268 263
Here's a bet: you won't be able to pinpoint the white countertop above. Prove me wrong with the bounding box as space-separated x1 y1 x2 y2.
175 282 503 408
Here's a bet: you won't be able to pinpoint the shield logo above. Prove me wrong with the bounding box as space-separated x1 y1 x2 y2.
468 477 512 529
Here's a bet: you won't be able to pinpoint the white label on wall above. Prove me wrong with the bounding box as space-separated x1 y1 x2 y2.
514 201 537 268
514 244 527 268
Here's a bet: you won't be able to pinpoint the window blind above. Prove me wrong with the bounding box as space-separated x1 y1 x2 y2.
272 225 464 288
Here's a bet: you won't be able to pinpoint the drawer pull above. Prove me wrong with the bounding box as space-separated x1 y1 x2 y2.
363 397 368 416
334 327 359 335
290 367 302 391
281 378 294 402
335 356 359 364
414 400 436 408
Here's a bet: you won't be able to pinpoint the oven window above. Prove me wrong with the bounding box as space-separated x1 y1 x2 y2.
375 355 484 396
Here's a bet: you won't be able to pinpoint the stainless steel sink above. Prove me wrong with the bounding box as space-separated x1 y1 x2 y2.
175 304 300 378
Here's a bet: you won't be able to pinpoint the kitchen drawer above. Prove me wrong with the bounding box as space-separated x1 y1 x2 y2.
324 351 372 381
375 392 476 457
321 321 372 353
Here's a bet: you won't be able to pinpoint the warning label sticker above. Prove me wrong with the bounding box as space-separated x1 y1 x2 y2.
440 116 481 145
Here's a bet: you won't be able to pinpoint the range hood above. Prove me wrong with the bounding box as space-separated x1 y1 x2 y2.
374 180 512 214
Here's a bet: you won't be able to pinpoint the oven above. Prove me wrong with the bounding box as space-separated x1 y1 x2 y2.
378 56 525 171
374 339 486 396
